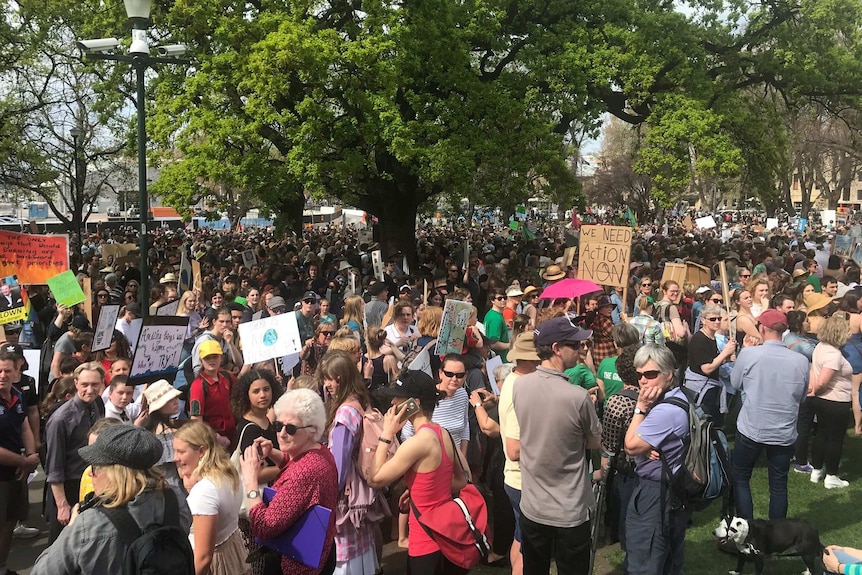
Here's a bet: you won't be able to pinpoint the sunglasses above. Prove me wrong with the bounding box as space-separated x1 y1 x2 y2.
709 298 723 303
321 331 335 336
302 299 315 304
493 296 506 301
273 421 313 435
641 283 651 287
637 370 662 380
703 317 722 322
442 369 466 379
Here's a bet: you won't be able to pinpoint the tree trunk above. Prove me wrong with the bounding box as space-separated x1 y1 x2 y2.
276 191 305 237
358 179 424 272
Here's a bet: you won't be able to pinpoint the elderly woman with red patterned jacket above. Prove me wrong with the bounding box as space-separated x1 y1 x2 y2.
240 388 338 575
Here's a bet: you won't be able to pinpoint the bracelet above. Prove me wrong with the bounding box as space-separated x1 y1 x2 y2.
378 437 392 444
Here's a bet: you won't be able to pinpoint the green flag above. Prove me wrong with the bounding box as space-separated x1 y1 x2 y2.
509 221 520 231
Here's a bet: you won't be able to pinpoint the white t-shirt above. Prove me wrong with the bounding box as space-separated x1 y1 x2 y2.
384 324 415 347
186 476 243 546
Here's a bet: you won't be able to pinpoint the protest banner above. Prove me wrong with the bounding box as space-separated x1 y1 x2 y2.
241 249 257 269
92 304 120 352
435 299 473 356
238 312 304 365
0 232 69 284
82 278 93 326
129 316 190 385
833 235 854 259
0 276 27 325
46 270 86 308
156 300 180 316
371 250 384 281
695 215 717 229
577 225 632 288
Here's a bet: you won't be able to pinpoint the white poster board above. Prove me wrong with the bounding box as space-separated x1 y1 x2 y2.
117 318 143 354
695 215 717 229
129 316 190 384
92 304 121 352
156 300 180 316
485 355 503 395
766 217 779 230
238 311 304 365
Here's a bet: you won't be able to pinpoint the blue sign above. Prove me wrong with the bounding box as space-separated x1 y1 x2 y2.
797 217 807 233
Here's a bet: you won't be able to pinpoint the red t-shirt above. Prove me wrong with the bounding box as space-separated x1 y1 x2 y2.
503 306 517 328
190 370 236 447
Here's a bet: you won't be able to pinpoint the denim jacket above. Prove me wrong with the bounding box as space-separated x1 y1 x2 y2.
31 485 191 575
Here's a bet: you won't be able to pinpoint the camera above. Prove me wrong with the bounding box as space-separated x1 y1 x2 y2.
76 38 120 54
157 44 188 57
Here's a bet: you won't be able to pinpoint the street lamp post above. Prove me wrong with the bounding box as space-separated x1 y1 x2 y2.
69 126 82 255
76 0 189 317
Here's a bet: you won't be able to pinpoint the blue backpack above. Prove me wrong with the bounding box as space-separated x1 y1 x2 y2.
659 388 732 512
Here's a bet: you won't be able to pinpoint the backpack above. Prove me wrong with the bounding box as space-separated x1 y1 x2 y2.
659 388 732 512
98 489 194 575
343 400 399 481
654 302 685 345
399 338 437 376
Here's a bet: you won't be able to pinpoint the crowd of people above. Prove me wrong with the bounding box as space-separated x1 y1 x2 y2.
0 211 860 575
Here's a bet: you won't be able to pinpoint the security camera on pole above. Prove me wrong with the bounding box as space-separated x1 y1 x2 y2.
76 0 190 317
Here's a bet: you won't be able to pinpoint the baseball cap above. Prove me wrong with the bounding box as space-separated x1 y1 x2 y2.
375 370 440 402
758 309 788 331
534 316 593 346
596 295 617 309
302 291 320 302
695 286 712 294
1 343 23 359
199 340 223 358
79 425 163 470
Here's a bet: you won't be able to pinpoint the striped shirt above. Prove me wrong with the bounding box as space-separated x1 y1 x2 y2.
401 387 470 446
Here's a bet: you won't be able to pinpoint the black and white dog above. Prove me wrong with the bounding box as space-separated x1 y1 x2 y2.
713 516 824 575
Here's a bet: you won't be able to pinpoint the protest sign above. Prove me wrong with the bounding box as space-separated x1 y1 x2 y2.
92 304 121 352
0 232 69 284
485 355 503 395
852 243 862 268
0 276 27 325
47 270 86 308
371 250 384 281
683 215 694 232
766 217 779 230
821 210 836 230
797 218 808 233
238 312 304 365
23 349 40 393
577 225 632 288
120 318 143 354
407 348 433 378
192 259 202 291
695 215 717 229
564 246 576 268
241 249 257 269
435 299 473 356
851 225 862 239
156 300 180 316
833 235 854 259
82 278 93 326
129 316 190 384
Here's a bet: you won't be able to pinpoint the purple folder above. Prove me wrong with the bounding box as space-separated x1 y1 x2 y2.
254 487 332 569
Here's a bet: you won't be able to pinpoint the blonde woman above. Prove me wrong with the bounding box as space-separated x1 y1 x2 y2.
31 426 193 574
174 421 249 575
177 290 203 341
745 278 771 318
341 295 366 344
732 290 761 347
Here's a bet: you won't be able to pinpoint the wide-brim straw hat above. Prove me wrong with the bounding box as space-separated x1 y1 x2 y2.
542 264 565 281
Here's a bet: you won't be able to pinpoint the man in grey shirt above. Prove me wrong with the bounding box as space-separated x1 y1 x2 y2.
364 282 389 327
731 308 808 520
512 317 601 575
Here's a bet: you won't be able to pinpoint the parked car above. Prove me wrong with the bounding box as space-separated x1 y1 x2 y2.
107 206 121 217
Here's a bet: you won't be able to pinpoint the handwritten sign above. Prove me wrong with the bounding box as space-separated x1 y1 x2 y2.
46 270 86 308
0 232 69 284
435 299 473 356
92 304 120 352
129 316 190 384
577 225 632 288
156 300 180 316
237 311 304 365
241 249 257 269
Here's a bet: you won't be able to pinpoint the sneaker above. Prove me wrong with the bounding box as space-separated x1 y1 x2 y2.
810 468 824 483
12 522 39 539
824 475 850 489
793 463 814 474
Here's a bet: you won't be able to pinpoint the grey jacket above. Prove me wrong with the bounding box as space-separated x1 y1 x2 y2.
31 485 191 575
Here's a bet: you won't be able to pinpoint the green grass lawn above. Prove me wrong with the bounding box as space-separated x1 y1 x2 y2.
596 431 862 575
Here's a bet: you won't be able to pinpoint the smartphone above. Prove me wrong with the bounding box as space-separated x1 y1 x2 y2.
256 444 264 459
401 398 420 421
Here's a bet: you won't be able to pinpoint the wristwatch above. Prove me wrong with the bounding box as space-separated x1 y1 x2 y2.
633 407 649 416
473 402 483 409
246 490 260 500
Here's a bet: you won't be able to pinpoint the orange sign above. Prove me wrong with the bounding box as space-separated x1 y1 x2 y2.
0 232 69 284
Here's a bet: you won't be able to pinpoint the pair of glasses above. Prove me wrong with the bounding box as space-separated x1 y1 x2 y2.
703 317 722 323
321 331 335 336
637 370 661 380
274 421 313 435
709 298 723 304
302 299 315 304
641 283 651 287
442 369 466 378
494 296 506 301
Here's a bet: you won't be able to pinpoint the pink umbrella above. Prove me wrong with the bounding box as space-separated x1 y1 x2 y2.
538 278 603 300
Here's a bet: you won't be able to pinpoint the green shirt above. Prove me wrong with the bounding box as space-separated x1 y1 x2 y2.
806 275 821 293
565 364 596 390
596 357 623 404
484 309 509 362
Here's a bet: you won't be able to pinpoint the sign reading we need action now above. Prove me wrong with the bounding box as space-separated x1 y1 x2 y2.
577 225 632 288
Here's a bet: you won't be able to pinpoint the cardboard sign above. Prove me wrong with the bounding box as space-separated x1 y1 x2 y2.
577 225 632 288
564 246 576 268
241 249 257 269
238 312 304 365
92 304 121 352
695 216 717 229
156 300 180 316
371 250 384 281
682 215 694 232
129 316 190 384
0 232 69 284
192 259 202 291
833 235 854 259
47 270 86 308
660 263 687 304
0 276 27 325
435 299 473 356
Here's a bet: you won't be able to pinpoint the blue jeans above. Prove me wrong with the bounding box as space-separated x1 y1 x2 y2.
732 432 794 520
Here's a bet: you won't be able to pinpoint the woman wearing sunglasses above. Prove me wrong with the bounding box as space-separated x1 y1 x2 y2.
240 388 338 575
683 305 736 425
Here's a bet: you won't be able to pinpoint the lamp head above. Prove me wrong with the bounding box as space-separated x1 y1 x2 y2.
124 0 152 20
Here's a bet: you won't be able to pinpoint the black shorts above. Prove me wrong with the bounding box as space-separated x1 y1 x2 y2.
0 479 29 523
